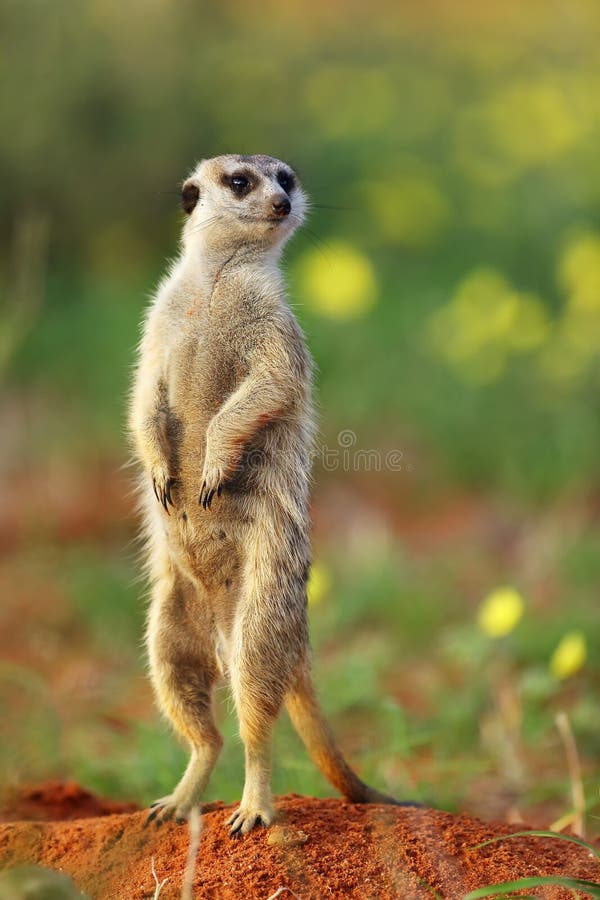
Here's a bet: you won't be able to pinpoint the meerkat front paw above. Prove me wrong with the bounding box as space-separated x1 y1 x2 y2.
152 467 176 513
226 802 275 836
145 794 196 827
198 461 225 510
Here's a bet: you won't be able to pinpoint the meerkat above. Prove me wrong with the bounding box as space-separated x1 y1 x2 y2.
129 154 405 835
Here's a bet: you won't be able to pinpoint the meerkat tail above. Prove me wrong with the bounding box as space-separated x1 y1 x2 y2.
285 667 399 805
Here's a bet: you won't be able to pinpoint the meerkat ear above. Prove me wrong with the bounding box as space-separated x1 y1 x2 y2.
181 180 200 214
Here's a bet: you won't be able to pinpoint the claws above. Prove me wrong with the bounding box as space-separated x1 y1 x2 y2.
198 479 222 510
226 808 270 836
229 815 255 836
146 797 191 828
152 475 176 513
145 807 160 827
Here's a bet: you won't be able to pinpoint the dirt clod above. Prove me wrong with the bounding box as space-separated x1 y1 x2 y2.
267 825 309 848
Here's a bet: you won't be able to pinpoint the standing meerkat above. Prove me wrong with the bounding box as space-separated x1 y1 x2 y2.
130 154 404 835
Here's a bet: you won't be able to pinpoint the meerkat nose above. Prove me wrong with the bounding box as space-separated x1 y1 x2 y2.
272 197 291 218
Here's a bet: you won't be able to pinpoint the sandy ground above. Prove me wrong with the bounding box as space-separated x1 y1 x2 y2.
0 782 598 899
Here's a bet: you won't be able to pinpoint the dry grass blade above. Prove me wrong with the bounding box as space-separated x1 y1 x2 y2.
151 857 169 899
181 807 202 900
554 710 586 837
266 888 304 900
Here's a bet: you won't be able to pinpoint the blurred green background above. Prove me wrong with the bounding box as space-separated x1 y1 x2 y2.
1 0 599 833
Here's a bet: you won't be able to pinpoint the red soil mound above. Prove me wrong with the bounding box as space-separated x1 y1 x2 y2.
0 783 598 899
0 781 137 823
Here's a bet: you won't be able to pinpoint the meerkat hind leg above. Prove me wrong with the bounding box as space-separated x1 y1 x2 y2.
146 572 223 826
227 703 278 835
227 716 275 835
228 653 283 835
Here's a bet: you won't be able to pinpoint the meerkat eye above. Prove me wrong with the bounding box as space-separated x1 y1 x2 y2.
229 174 252 197
277 170 295 194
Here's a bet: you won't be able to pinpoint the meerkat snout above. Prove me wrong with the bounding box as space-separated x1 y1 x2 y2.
271 195 291 218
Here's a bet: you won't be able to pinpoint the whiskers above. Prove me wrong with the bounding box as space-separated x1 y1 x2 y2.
308 203 354 212
187 215 223 235
286 210 330 260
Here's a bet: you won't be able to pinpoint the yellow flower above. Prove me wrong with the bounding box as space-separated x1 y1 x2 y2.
550 631 587 679
297 241 377 320
477 587 524 638
307 562 332 606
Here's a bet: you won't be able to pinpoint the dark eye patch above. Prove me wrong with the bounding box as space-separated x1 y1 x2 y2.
222 170 254 197
277 170 295 194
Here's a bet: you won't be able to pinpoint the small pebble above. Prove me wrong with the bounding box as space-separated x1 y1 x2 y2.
267 825 309 848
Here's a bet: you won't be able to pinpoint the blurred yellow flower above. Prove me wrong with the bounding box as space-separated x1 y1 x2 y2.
363 174 449 249
540 311 600 378
489 81 580 167
558 230 600 312
550 631 587 679
297 241 377 320
428 267 549 383
537 229 600 386
454 79 581 187
307 562 332 606
477 587 524 638
508 294 552 351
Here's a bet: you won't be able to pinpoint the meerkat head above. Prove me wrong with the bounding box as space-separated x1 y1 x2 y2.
180 154 307 256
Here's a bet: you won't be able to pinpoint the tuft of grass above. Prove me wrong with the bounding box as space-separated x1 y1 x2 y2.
463 876 600 899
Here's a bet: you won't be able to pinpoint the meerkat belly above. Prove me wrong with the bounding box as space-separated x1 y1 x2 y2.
175 513 242 590
158 326 248 593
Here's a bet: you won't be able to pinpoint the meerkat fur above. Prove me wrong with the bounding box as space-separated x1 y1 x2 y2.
129 154 402 836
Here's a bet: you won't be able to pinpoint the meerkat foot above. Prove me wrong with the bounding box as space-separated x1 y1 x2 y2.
152 468 176 512
145 793 197 827
226 802 275 836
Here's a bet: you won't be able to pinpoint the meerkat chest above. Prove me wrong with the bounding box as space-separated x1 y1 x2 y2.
165 304 252 419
